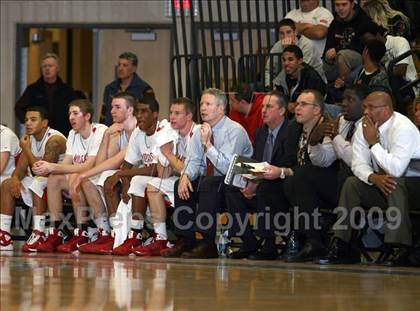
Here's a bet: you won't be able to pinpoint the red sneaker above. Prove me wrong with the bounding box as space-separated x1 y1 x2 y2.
133 237 172 256
78 229 114 255
57 229 88 253
0 229 13 252
22 230 46 252
112 231 142 256
37 228 65 253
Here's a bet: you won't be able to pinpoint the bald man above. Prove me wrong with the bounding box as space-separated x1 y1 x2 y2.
319 91 420 266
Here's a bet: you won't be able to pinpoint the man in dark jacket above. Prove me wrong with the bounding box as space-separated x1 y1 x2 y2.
273 45 326 115
102 52 154 126
323 0 375 83
15 53 78 136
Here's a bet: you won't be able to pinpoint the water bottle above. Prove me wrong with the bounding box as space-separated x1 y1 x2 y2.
217 230 230 257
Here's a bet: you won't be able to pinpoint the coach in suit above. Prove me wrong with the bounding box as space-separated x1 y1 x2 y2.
225 91 290 260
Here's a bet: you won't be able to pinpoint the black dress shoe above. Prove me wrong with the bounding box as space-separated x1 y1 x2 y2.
286 241 325 262
316 237 361 265
161 238 194 258
247 249 278 260
228 249 257 259
382 247 409 267
280 231 303 260
181 242 219 259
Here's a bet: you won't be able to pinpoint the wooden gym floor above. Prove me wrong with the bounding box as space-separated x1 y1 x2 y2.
1 247 419 310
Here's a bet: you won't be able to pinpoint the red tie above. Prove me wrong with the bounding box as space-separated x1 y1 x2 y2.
206 135 215 176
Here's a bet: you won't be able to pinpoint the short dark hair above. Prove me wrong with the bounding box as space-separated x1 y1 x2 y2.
278 18 296 31
26 106 49 120
232 83 254 103
171 97 195 115
359 21 386 36
365 39 386 64
112 91 138 109
266 91 288 109
346 84 372 101
119 52 138 67
140 96 160 113
301 89 325 114
69 99 94 122
283 45 303 59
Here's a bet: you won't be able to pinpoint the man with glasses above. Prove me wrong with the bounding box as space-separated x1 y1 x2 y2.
320 90 420 266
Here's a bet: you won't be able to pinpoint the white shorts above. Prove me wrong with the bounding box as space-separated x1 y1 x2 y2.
20 176 48 207
95 170 118 188
127 175 154 198
147 176 179 206
0 175 11 185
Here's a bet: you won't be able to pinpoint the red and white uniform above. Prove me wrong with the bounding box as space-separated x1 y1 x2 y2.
0 125 21 184
126 120 170 197
147 122 199 206
20 127 66 207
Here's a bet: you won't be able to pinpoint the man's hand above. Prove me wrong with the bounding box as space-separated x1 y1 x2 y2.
178 174 193 200
288 102 297 114
281 35 296 47
10 177 22 198
262 165 282 180
32 160 53 176
107 123 124 136
334 77 345 89
105 171 121 193
362 115 378 146
200 123 213 149
240 181 257 199
69 174 86 201
309 120 330 146
19 135 31 150
325 48 337 62
324 116 340 139
369 174 397 196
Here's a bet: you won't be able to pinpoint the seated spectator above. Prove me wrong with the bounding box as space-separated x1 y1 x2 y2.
361 0 411 39
361 22 418 111
285 0 334 56
265 18 326 86
323 0 375 83
319 91 420 266
225 92 289 260
15 53 79 136
228 83 265 143
67 92 138 255
353 39 390 90
0 107 66 252
273 45 327 113
0 125 21 185
133 97 199 257
32 100 107 253
161 88 253 259
101 52 154 126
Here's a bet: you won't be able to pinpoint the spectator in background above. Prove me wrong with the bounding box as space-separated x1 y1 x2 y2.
101 52 154 126
273 45 326 114
228 83 265 143
265 18 326 87
15 53 79 136
323 0 375 83
361 0 411 40
285 0 334 56
414 97 420 130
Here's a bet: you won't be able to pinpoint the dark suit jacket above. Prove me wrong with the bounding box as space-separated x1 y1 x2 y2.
253 118 289 166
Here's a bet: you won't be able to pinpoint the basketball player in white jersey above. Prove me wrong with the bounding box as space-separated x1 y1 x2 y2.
68 92 138 254
133 97 199 256
92 96 169 255
33 99 107 253
0 107 66 251
0 124 21 185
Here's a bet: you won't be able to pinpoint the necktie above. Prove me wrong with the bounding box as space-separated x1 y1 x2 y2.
345 122 356 141
206 135 215 176
263 132 274 163
297 130 308 166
